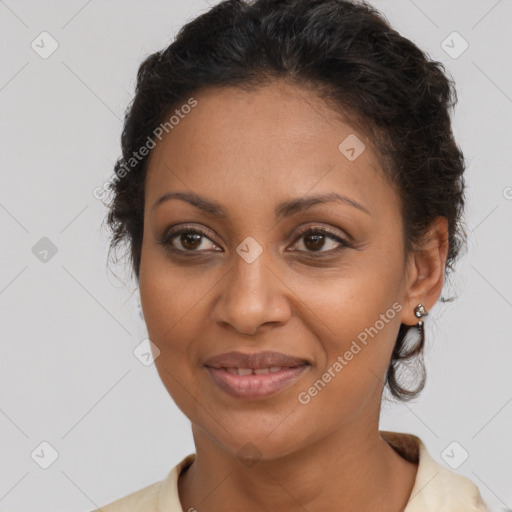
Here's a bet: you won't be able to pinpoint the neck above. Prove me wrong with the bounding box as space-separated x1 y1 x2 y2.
178 423 418 512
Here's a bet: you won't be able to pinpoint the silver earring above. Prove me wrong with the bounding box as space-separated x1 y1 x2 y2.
414 303 428 331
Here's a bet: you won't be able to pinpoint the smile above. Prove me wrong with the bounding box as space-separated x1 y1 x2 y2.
206 364 310 400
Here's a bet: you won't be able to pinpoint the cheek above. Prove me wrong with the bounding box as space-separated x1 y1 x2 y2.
289 256 403 399
139 242 210 338
295 292 401 431
307 283 400 379
138 258 207 414
138 252 220 392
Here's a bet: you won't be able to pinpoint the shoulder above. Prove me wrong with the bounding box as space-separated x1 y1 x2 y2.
381 431 491 512
91 453 196 512
90 480 162 512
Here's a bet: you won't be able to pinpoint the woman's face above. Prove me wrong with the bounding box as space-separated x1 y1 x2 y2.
139 80 420 460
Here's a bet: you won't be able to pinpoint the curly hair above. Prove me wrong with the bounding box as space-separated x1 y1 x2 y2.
104 0 467 402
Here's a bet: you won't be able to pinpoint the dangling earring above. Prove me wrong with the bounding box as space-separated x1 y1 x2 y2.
414 303 428 331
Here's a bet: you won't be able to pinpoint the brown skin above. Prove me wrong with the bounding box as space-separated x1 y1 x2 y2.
139 79 449 512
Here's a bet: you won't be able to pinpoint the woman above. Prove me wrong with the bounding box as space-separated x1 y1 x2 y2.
96 0 490 510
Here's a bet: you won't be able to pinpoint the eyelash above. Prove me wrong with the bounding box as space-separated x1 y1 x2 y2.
159 224 351 257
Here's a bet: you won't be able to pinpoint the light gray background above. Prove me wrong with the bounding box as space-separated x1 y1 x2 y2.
1 0 511 511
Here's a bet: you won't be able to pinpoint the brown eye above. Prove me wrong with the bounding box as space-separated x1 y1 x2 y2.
303 232 328 251
160 226 220 253
179 233 203 250
290 227 350 255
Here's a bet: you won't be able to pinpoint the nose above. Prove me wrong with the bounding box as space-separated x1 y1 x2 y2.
211 250 292 335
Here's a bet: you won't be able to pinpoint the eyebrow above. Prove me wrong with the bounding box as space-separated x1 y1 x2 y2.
152 191 371 219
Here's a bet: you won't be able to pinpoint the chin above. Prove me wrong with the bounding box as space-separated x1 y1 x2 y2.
210 422 309 463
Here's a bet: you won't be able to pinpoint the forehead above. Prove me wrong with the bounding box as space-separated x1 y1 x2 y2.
145 80 394 217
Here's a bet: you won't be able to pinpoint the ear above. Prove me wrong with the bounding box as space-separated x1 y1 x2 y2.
401 216 449 327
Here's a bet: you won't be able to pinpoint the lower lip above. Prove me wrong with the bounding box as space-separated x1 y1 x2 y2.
206 365 310 400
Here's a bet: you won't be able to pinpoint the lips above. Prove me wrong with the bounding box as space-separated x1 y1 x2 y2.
204 350 311 399
204 350 310 370
206 365 310 400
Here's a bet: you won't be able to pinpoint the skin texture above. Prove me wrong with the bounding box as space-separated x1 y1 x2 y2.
139 79 449 512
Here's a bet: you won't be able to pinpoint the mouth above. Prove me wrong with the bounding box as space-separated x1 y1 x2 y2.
204 350 310 370
205 363 311 400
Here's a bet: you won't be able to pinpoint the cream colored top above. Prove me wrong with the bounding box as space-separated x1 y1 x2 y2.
94 431 490 512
